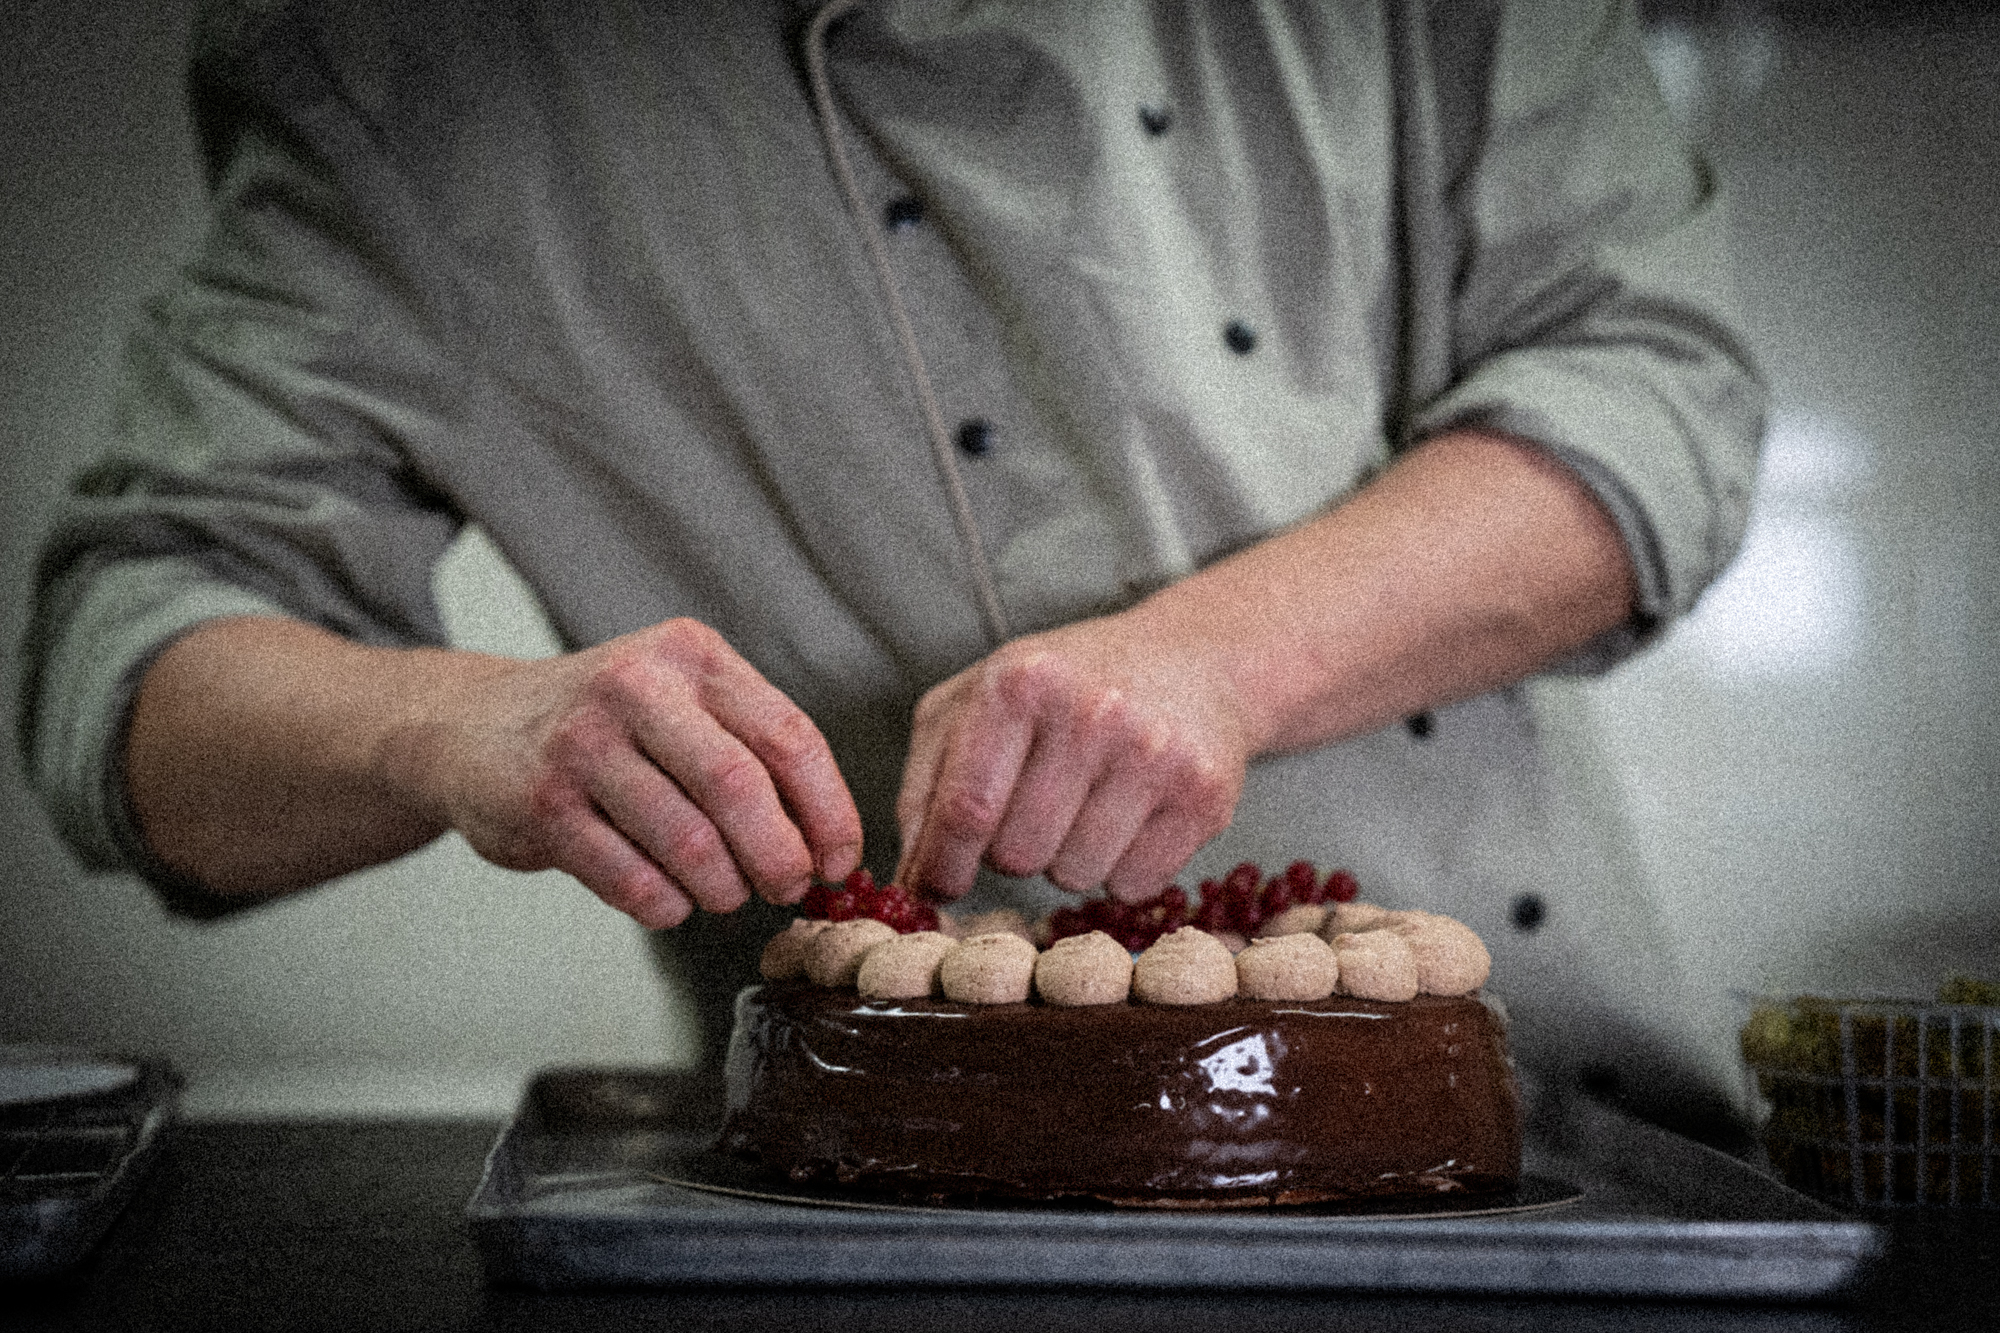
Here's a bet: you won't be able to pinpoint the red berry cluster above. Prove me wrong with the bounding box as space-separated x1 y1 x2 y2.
1044 861 1359 952
798 868 940 934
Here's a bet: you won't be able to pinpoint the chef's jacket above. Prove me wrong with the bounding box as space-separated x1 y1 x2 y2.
20 0 1765 1136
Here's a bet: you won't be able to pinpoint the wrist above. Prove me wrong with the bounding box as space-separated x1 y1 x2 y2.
1110 587 1292 762
368 646 526 831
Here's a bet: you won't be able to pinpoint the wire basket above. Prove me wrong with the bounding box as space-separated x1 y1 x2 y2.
1740 994 1999 1209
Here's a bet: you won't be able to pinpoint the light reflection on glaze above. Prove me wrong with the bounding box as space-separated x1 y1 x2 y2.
1199 1034 1277 1096
1187 1026 1252 1053
803 1046 859 1075
1209 1170 1281 1188
860 1004 970 1019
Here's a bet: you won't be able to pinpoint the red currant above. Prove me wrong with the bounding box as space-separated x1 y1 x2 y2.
798 868 937 932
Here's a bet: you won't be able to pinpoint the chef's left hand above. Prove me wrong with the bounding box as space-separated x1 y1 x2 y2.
893 612 1256 904
893 430 1645 905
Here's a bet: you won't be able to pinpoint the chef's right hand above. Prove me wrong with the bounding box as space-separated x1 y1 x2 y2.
404 618 863 928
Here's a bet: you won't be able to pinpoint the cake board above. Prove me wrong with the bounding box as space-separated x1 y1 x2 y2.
466 1068 1882 1298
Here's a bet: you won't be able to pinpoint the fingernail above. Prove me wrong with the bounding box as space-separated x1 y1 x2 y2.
644 895 693 931
818 842 862 882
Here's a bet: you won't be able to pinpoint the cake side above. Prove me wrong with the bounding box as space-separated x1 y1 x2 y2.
722 983 1521 1206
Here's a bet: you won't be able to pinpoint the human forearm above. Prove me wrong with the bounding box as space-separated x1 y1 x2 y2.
126 617 496 897
125 615 864 922
1128 427 1636 757
896 427 1637 901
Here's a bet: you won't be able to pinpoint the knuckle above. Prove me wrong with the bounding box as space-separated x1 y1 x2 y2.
663 817 729 873
654 617 726 671
700 751 769 807
591 868 650 916
1120 715 1177 767
1185 752 1237 807
583 653 656 713
1172 769 1231 825
934 784 1006 840
578 850 671 920
543 714 615 772
521 771 580 828
987 648 1062 713
1075 686 1132 745
1179 779 1237 839
757 707 823 768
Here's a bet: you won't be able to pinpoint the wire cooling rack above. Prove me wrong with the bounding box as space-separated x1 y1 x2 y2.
1741 996 1998 1209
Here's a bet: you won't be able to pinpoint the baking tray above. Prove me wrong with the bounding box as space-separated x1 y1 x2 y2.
467 1067 1882 1297
0 1049 182 1280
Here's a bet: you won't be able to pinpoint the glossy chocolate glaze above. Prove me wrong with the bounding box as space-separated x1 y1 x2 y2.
721 984 1521 1206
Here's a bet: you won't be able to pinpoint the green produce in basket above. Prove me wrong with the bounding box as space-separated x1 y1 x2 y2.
1739 979 1997 1207
1938 975 2000 1007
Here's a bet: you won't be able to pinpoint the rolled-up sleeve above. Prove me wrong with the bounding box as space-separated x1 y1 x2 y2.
18 75 464 878
1409 0 1766 662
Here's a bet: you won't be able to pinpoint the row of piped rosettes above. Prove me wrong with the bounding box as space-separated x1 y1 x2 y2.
759 900 1491 1006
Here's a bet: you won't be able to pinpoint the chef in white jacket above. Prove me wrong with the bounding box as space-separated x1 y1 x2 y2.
20 0 1763 1141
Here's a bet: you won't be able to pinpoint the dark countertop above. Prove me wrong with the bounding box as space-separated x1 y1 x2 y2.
7 1119 1998 1332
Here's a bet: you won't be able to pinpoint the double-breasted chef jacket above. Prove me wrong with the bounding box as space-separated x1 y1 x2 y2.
22 0 1765 1140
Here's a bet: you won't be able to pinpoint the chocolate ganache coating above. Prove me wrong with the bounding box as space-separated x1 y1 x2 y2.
720 983 1521 1206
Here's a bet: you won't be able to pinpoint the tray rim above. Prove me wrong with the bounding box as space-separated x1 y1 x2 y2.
466 1066 1884 1297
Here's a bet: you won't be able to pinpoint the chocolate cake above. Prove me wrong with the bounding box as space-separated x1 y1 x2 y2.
720 982 1521 1207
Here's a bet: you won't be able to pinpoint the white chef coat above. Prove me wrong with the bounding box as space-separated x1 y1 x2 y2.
20 0 1765 1138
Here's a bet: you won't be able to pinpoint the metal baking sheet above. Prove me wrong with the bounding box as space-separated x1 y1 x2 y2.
467 1068 1882 1297
0 1052 181 1280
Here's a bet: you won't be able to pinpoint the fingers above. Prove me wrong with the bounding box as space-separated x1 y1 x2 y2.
990 703 1113 879
588 745 753 915
537 796 695 930
1100 800 1228 905
623 706 802 908
898 692 1035 900
897 638 1245 903
450 618 866 928
1044 758 1158 894
892 681 958 885
583 620 858 910
1033 724 1232 901
700 673 863 888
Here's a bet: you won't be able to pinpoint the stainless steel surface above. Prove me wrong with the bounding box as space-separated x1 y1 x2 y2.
468 1069 1882 1297
0 1056 180 1280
